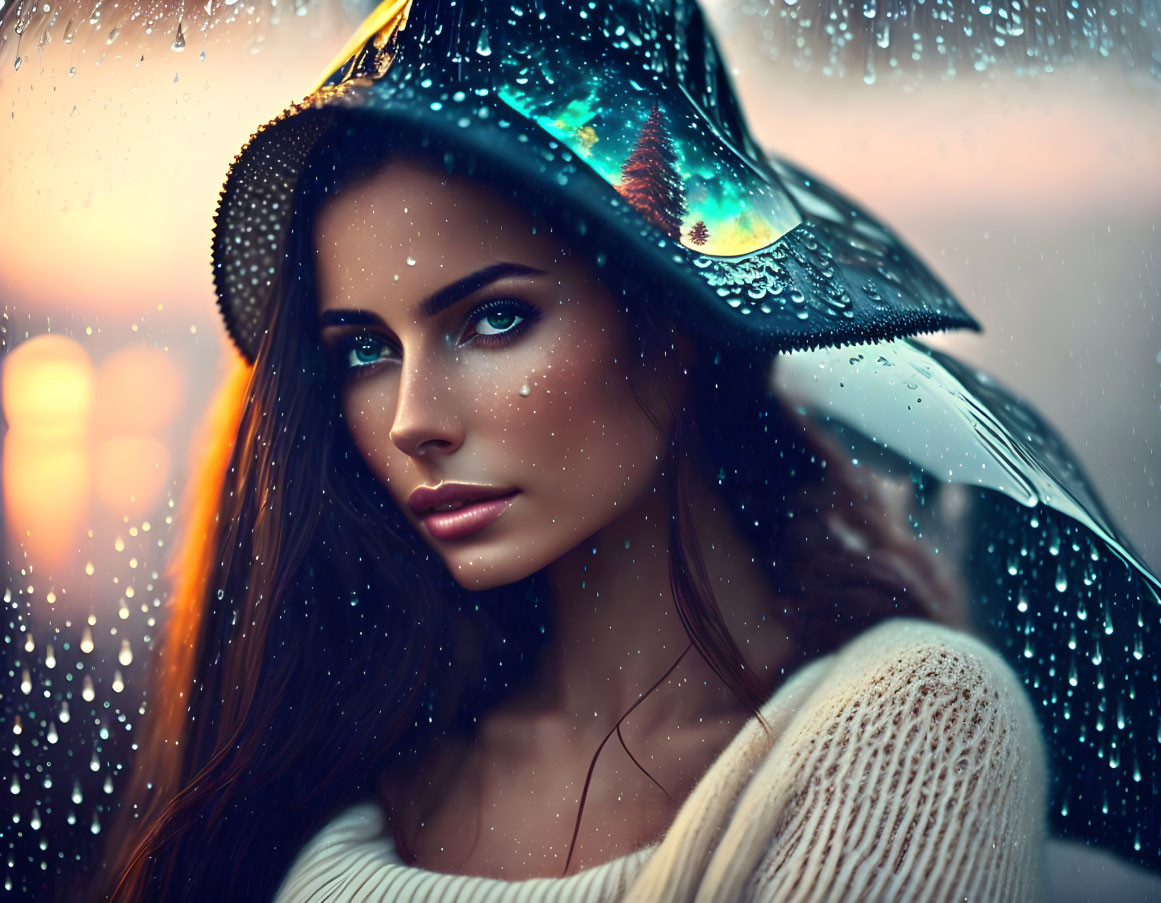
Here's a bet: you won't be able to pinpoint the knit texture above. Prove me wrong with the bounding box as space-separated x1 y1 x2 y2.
274 618 1046 903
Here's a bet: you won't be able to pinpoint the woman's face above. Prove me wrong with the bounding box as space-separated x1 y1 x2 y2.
314 160 678 590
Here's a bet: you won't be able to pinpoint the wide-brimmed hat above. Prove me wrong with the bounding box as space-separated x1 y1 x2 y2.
213 0 979 362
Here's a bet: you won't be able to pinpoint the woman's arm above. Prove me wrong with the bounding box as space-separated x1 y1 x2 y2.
696 618 1047 903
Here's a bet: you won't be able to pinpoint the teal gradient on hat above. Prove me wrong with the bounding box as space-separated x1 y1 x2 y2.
213 0 979 362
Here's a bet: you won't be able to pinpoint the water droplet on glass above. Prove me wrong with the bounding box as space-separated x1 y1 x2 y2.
475 24 492 56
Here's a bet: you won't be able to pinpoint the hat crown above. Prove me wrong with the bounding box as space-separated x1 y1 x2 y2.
376 0 753 147
325 0 802 259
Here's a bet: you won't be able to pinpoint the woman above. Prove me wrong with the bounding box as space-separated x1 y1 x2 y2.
101 0 1047 899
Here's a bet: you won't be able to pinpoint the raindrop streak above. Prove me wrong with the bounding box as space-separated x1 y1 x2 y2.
172 21 186 52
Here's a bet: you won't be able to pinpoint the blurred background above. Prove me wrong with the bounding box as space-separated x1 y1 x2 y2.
1 0 1158 897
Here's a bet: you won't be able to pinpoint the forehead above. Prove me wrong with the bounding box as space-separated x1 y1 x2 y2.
313 159 569 313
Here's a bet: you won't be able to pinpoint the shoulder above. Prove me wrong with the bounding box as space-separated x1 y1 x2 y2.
694 618 1047 902
811 616 1039 731
784 617 1047 811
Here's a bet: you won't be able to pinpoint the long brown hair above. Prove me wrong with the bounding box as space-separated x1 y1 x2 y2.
95 134 963 902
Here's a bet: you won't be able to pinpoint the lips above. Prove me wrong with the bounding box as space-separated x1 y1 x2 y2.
408 483 519 541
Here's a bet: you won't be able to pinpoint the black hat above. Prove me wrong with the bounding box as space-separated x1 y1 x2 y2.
213 0 978 362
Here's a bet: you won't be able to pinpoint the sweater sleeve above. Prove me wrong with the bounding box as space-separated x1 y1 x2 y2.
694 618 1047 903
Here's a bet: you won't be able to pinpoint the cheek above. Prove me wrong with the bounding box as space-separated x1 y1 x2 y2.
341 382 402 489
516 333 666 501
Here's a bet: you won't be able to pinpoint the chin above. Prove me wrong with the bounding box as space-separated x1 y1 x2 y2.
436 540 541 591
438 542 549 591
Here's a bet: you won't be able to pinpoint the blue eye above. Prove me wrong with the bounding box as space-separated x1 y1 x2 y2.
465 298 539 344
342 334 395 370
476 309 523 336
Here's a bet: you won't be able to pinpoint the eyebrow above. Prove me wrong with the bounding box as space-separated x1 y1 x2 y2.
318 261 546 329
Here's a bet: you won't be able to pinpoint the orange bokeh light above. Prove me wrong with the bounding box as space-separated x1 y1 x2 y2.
93 345 186 437
2 334 94 439
3 433 91 573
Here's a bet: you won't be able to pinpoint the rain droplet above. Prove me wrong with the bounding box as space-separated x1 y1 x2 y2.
406 256 416 266
172 21 186 52
519 383 531 397
475 24 492 56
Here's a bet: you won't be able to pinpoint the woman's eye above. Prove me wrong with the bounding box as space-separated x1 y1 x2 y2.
476 309 524 336
462 298 539 345
342 334 395 370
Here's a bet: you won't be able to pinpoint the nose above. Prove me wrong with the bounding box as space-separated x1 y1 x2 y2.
388 356 465 460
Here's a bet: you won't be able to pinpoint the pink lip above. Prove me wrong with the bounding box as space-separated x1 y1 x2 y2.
420 494 518 541
408 483 520 542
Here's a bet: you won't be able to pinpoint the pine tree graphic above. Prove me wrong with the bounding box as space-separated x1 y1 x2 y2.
688 220 709 246
616 103 687 241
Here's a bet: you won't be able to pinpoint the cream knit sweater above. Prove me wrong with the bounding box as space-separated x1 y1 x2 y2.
274 618 1047 902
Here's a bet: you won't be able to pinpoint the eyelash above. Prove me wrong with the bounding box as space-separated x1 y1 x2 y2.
333 297 540 374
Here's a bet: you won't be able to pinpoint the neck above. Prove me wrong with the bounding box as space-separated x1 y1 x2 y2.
485 454 793 746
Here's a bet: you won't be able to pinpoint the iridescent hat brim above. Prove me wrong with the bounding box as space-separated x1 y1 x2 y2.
213 0 979 362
